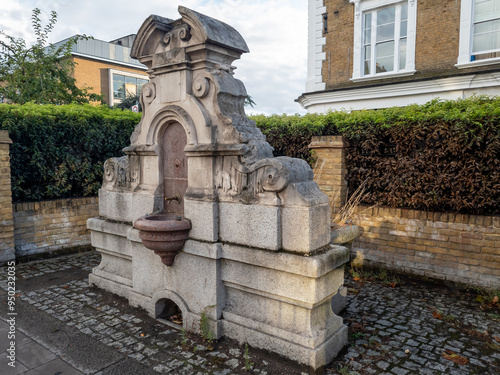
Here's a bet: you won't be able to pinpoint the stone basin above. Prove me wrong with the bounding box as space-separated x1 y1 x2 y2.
134 214 191 266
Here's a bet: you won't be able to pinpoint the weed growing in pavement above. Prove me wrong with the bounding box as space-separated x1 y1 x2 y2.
468 286 499 306
350 332 365 340
347 264 400 287
200 305 216 349
338 365 358 375
180 328 188 346
244 343 254 371
368 335 380 348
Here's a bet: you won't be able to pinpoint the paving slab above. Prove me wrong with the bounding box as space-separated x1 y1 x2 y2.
23 358 84 375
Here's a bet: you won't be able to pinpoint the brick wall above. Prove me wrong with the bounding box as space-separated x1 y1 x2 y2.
352 206 500 289
309 135 500 289
72 56 148 104
322 0 355 88
0 130 15 263
13 197 99 258
322 0 500 90
309 136 349 211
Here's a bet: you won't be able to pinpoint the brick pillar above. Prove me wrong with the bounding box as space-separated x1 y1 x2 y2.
0 130 15 263
309 136 349 215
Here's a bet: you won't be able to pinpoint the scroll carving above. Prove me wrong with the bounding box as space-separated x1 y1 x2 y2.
142 82 156 104
215 156 312 202
103 156 140 191
192 76 210 98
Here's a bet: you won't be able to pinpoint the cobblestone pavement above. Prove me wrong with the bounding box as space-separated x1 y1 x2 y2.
330 271 500 375
1 251 499 374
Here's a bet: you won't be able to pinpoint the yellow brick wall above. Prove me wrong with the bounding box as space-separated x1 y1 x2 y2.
72 56 148 104
0 130 15 263
13 197 99 257
351 206 500 289
309 136 349 213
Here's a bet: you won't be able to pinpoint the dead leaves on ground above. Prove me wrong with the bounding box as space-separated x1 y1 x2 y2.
442 349 469 365
432 310 442 320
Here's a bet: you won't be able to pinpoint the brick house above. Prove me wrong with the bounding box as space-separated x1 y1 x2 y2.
53 34 149 106
297 0 500 112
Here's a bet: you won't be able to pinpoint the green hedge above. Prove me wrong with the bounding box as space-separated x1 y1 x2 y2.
251 96 500 215
0 103 140 202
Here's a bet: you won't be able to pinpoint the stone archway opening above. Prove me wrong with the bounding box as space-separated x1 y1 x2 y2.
155 298 183 328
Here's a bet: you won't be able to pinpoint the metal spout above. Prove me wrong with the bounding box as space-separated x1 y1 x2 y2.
165 193 182 204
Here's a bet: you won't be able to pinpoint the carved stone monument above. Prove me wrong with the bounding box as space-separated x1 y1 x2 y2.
88 6 348 369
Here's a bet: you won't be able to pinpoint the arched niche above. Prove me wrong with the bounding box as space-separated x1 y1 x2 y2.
146 105 198 147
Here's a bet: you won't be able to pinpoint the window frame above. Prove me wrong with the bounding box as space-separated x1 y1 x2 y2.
350 0 417 82
457 0 500 68
108 69 149 105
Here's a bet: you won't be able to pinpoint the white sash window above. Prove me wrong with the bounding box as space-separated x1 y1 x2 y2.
351 0 416 81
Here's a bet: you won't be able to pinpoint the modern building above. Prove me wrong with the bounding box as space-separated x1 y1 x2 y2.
53 34 149 106
297 0 500 112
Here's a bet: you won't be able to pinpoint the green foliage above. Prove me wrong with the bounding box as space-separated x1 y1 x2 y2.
251 112 339 162
251 96 500 215
244 95 256 108
0 103 140 202
0 8 103 105
244 343 254 371
180 328 189 346
200 305 216 347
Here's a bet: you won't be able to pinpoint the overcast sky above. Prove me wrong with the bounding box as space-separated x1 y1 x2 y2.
1 0 308 115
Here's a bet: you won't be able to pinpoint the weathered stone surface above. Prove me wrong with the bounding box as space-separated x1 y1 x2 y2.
282 203 331 253
88 6 348 370
219 202 281 250
99 190 161 223
184 199 218 242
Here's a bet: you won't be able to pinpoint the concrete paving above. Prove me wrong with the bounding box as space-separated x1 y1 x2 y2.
0 251 499 374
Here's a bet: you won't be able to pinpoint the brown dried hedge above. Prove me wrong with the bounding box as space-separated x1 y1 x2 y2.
251 96 500 215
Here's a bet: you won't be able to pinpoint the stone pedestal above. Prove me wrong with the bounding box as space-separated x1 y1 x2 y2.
309 136 349 214
88 7 348 370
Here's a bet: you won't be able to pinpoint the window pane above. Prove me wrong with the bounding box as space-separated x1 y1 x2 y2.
364 45 371 75
364 27 372 43
376 56 394 73
377 24 395 42
399 38 407 70
377 7 395 25
474 0 500 23
364 13 372 29
400 20 407 37
473 30 500 52
401 3 408 21
125 76 137 85
364 59 371 75
125 83 137 96
113 75 125 100
376 40 395 58
137 78 148 86
474 19 500 34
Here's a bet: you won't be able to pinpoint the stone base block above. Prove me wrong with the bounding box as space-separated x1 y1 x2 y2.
219 202 281 250
99 189 161 223
184 199 218 242
89 272 132 300
281 203 331 253
222 312 348 368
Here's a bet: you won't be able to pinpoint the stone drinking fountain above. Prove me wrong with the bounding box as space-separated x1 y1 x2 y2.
88 6 349 370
